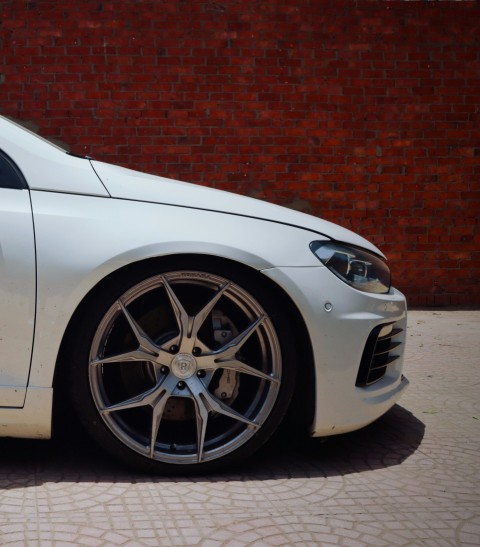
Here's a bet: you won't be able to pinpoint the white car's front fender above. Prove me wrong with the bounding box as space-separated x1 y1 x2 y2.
29 190 324 390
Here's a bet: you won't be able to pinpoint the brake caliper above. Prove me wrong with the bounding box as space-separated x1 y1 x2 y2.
212 310 239 401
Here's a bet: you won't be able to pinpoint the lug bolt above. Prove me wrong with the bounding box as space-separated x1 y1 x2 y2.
192 347 201 356
197 369 206 378
160 366 169 375
177 381 186 390
170 345 179 354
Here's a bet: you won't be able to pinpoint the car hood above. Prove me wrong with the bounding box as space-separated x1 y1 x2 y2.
92 160 384 256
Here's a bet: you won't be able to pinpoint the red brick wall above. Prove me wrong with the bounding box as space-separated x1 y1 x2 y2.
1 0 479 306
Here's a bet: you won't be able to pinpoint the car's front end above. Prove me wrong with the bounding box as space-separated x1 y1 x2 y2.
0 114 409 471
263 260 407 436
90 159 409 438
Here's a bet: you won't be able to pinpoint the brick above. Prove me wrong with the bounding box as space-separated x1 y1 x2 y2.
0 0 478 305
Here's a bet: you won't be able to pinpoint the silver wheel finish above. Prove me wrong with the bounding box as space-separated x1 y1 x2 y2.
88 271 282 465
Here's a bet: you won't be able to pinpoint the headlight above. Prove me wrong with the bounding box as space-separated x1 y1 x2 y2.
310 241 391 294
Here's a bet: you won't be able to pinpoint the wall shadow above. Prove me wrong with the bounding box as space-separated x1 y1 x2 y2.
0 404 424 488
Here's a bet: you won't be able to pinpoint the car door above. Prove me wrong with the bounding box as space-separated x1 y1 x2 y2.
0 150 36 407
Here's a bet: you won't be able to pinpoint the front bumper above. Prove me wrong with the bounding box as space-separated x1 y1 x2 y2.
262 265 409 437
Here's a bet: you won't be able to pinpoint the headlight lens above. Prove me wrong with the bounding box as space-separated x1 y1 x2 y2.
310 241 391 294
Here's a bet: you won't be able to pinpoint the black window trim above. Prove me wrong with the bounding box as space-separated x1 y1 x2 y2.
0 149 29 190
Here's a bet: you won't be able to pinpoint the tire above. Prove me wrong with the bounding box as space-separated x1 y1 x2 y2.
69 259 296 473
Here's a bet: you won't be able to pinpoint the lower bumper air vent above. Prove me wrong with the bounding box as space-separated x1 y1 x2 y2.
356 322 403 387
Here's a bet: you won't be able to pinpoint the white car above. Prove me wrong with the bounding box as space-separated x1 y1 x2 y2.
0 115 408 472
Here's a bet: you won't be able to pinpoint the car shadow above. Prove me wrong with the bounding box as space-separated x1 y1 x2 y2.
0 404 424 487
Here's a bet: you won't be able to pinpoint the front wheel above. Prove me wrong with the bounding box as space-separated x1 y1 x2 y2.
69 262 296 473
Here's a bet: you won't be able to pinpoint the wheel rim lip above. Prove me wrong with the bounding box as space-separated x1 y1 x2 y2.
88 270 282 465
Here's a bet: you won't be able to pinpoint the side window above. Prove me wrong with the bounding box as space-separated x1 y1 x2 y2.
0 150 28 189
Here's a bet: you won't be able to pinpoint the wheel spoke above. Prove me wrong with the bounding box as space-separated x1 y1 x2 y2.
191 390 209 463
207 315 266 361
196 315 276 382
214 358 279 384
100 383 159 413
90 349 155 366
185 376 259 462
203 388 259 427
161 275 190 339
162 276 231 354
100 375 177 459
118 300 160 356
188 377 259 429
190 282 230 340
90 300 173 367
148 376 178 458
100 374 174 413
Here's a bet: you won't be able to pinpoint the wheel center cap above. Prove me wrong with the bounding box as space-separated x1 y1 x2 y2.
171 353 197 379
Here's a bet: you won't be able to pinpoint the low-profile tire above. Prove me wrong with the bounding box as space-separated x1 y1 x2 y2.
69 259 296 473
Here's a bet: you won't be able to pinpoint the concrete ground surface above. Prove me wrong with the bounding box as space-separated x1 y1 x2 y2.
0 310 479 546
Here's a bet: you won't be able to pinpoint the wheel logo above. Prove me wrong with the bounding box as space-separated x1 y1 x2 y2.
171 353 197 379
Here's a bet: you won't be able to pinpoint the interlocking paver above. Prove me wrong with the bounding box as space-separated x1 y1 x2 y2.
0 310 479 546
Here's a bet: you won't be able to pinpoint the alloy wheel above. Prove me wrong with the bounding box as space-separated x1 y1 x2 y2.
88 270 282 465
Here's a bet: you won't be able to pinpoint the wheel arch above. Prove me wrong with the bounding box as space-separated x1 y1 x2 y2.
53 253 315 436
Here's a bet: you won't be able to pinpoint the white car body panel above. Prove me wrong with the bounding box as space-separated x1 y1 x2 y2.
0 188 36 407
0 117 109 197
0 388 52 438
92 160 384 257
0 114 409 448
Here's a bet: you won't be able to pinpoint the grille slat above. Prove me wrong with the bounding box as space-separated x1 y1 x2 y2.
369 355 399 371
356 322 403 387
374 341 402 356
381 327 403 340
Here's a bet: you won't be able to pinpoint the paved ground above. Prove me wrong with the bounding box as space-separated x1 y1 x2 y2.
0 310 479 546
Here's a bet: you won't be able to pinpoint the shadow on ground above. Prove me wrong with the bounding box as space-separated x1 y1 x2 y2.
0 404 424 487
